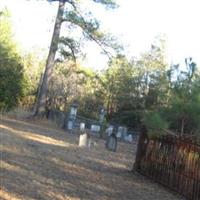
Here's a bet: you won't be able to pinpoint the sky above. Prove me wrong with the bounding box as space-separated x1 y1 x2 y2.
1 0 200 70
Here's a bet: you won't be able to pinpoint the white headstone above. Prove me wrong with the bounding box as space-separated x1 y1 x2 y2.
117 126 123 138
79 133 88 147
91 125 100 132
68 121 73 130
70 107 77 116
122 127 128 139
106 134 117 152
80 122 85 131
124 134 133 143
105 126 113 136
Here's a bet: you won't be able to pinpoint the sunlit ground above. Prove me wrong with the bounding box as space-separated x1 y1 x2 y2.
0 116 183 200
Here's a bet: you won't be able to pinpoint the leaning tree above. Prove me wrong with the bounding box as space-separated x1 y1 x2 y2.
34 0 118 116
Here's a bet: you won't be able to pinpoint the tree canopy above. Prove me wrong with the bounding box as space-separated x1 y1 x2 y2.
34 0 120 116
1 4 200 136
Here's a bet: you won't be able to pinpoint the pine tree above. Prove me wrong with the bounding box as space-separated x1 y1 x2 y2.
34 0 118 116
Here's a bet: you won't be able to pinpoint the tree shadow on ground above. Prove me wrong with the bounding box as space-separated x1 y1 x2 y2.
0 117 182 200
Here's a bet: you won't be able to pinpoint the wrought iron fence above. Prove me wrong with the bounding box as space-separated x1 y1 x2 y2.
134 130 200 200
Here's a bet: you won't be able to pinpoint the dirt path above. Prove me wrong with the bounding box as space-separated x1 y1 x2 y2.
0 116 183 200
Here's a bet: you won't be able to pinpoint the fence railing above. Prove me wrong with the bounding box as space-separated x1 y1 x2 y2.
134 129 200 200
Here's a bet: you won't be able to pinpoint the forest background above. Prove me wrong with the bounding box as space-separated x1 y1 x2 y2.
1 0 200 136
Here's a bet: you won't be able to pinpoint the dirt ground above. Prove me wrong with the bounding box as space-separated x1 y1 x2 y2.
0 116 184 200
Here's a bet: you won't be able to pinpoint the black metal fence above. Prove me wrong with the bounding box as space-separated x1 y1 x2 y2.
135 131 200 200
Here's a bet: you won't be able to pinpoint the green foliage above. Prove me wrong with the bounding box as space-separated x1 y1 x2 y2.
35 0 119 115
92 36 199 136
96 37 168 128
143 112 168 133
35 24 200 136
20 49 46 108
0 9 25 110
165 65 200 135
1 1 199 138
77 94 103 119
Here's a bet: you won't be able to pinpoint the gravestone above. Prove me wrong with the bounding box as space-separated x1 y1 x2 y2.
106 134 117 152
116 126 123 138
122 127 128 140
105 125 114 136
79 133 88 147
68 121 73 130
80 122 85 131
91 124 100 133
124 134 133 143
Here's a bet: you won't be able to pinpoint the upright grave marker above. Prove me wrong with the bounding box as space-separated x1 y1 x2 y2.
67 103 78 132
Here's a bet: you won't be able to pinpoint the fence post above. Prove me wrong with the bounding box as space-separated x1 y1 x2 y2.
133 125 148 171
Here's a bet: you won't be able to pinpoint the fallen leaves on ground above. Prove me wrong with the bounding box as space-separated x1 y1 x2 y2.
0 116 184 200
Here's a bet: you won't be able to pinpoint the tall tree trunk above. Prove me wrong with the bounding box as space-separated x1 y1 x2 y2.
34 1 65 116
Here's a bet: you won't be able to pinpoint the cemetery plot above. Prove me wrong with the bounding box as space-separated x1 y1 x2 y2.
0 116 183 200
